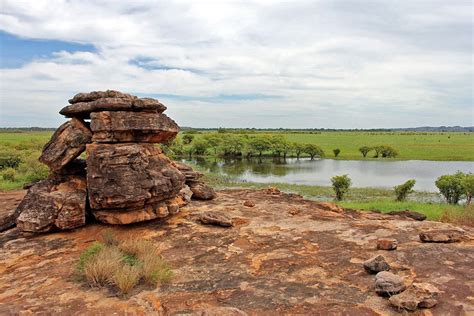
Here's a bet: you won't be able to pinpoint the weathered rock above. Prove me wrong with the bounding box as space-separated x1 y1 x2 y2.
363 255 391 274
375 271 406 296
178 185 193 205
419 229 465 243
189 182 217 200
389 282 440 311
51 158 87 177
86 143 185 211
192 307 248 316
0 191 25 231
198 211 233 227
68 90 133 104
90 111 179 143
387 210 426 221
243 200 256 207
377 238 398 250
92 201 172 225
60 95 166 118
16 175 87 232
174 161 204 182
39 118 92 171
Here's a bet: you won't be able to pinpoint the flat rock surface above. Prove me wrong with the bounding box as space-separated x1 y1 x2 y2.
0 189 473 315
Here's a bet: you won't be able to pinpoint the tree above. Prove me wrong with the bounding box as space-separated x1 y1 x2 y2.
182 134 194 145
331 174 352 201
435 172 465 204
333 148 340 157
269 135 286 157
160 137 184 157
293 143 305 159
461 173 474 205
220 135 244 156
304 144 324 160
359 146 372 158
394 179 416 201
373 145 398 158
248 136 271 157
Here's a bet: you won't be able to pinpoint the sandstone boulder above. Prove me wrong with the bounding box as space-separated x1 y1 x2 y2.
174 162 204 182
377 238 398 250
39 118 92 172
90 111 178 143
92 200 171 225
389 282 440 311
86 143 185 211
68 90 133 104
419 229 465 243
363 255 390 274
16 175 87 232
374 271 406 296
387 210 426 221
198 211 233 227
189 182 217 200
61 94 166 118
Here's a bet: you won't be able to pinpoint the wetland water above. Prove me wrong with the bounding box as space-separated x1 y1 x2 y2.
183 158 474 192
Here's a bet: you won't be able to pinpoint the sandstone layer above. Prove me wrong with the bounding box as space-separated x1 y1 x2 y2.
1 189 472 315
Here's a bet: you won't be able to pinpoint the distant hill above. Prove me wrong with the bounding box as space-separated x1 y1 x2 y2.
181 126 474 132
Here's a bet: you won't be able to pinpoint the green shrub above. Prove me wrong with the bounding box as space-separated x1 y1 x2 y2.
304 144 324 160
394 179 416 201
435 172 465 204
18 156 49 183
0 153 21 170
191 139 209 155
1 167 16 181
373 145 398 158
333 148 340 157
331 174 352 201
182 134 194 145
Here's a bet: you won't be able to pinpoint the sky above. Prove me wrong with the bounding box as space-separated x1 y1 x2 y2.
0 0 472 128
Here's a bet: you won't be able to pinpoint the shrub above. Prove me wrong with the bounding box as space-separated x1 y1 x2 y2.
373 145 398 158
461 173 474 205
0 153 21 170
435 172 465 204
333 149 340 157
331 174 352 201
18 156 49 183
182 134 194 145
191 140 209 155
113 265 141 295
394 179 416 201
359 146 372 158
83 246 123 287
1 167 16 181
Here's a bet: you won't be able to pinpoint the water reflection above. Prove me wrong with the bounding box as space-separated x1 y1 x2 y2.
183 157 474 192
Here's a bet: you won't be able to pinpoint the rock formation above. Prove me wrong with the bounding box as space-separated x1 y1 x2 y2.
13 90 215 232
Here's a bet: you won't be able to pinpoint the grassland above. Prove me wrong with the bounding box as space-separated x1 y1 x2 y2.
191 131 474 161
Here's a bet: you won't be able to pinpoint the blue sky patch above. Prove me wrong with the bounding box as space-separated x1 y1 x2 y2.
0 31 95 68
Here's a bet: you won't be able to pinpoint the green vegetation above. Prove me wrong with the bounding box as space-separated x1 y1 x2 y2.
435 172 474 205
394 179 416 201
76 230 172 296
331 174 352 201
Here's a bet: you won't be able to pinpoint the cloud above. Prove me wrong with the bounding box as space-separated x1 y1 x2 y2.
0 0 472 128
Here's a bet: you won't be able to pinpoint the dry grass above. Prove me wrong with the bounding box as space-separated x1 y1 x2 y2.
76 232 173 296
141 252 173 285
440 205 474 227
83 246 123 287
113 265 141 295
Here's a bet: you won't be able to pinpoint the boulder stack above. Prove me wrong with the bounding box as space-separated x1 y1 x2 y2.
14 90 215 233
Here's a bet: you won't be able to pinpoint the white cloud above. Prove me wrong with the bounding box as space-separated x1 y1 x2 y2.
0 0 472 128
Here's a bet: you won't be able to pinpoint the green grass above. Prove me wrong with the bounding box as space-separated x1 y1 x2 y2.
191 131 474 161
339 200 468 221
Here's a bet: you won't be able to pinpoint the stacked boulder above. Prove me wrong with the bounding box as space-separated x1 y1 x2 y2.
15 90 214 233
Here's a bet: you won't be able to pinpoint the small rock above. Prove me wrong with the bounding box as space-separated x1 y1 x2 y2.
264 187 281 195
243 200 256 207
189 182 217 200
377 238 398 250
363 255 391 274
387 210 426 221
419 229 465 243
375 271 406 296
389 282 440 311
198 211 233 227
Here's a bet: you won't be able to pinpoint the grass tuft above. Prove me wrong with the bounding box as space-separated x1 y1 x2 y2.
83 246 123 287
113 265 141 295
